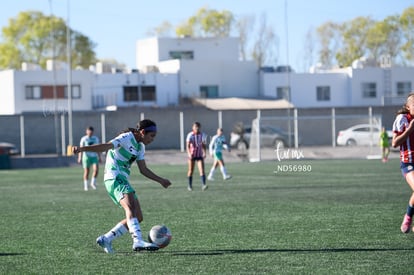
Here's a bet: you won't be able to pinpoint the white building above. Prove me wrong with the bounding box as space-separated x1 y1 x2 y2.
260 66 414 108
0 69 93 115
0 36 414 115
136 37 258 99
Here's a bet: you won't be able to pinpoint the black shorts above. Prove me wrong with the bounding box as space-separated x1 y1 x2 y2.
190 157 204 162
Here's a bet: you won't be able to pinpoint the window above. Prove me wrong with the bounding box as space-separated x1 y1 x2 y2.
397 82 412 96
200 85 219 98
123 86 156 102
141 86 156 101
316 86 330 101
361 83 377 98
64 85 81 99
25 86 42 99
123 86 138 102
71 85 81 99
276 87 290 100
169 51 194 60
25 85 81 99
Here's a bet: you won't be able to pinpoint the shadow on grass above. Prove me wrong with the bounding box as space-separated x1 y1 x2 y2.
0 253 25 256
168 247 414 256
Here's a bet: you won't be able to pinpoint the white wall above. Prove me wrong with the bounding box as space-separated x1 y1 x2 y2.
136 37 160 70
350 68 384 106
0 70 16 115
179 59 258 98
154 73 179 106
93 72 179 107
93 73 126 107
136 37 240 69
262 72 351 108
13 70 93 114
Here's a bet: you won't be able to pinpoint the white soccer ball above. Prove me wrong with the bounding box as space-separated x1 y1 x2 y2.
148 224 172 248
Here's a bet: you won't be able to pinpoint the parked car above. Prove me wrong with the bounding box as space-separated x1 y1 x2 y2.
336 124 392 146
0 142 19 155
230 125 300 150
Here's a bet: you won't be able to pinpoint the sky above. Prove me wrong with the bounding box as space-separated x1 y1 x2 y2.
0 0 412 71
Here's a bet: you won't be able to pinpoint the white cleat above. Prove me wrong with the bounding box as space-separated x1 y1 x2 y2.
207 176 214 181
133 240 159 251
96 235 114 254
90 183 97 190
224 175 232 180
202 184 208 191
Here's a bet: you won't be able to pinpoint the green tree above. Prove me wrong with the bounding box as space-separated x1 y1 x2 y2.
0 11 96 70
147 20 174 37
175 7 234 37
400 6 414 65
336 16 375 67
316 21 341 67
366 15 401 65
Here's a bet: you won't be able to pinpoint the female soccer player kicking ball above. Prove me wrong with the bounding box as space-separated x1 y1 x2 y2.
392 92 414 233
72 119 172 253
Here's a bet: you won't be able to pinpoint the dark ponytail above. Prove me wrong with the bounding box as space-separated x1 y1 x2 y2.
397 92 414 115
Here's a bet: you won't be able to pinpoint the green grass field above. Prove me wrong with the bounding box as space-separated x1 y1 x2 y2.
1 158 414 274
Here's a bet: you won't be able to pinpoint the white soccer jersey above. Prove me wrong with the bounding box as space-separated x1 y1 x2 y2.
80 135 99 158
104 131 145 181
209 134 228 154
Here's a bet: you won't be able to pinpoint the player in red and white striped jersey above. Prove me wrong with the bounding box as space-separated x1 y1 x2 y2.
186 122 208 191
393 92 414 233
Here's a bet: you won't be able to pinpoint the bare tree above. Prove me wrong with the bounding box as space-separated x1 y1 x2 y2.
251 13 278 68
302 26 316 71
235 15 255 61
146 21 174 37
316 21 341 67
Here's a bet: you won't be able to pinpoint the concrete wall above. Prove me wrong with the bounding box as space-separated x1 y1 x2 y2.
179 59 258 98
0 105 399 155
262 72 351 107
136 37 240 69
0 70 15 115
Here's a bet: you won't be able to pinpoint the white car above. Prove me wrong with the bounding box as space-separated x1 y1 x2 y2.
336 124 392 146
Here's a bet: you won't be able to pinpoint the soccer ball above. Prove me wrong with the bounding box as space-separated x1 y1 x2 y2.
148 224 172 248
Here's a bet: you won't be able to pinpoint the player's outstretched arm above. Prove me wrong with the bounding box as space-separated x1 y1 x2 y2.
137 159 171 189
72 142 113 154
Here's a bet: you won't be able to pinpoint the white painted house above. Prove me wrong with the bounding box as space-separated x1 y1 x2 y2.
136 37 258 99
0 36 414 115
260 66 414 108
0 69 93 115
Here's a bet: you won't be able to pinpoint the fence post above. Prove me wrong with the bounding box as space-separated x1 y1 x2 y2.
368 106 373 149
294 108 298 148
218 111 222 129
101 113 106 143
180 112 184 152
20 115 25 157
331 108 336 147
61 114 66 155
256 109 261 161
